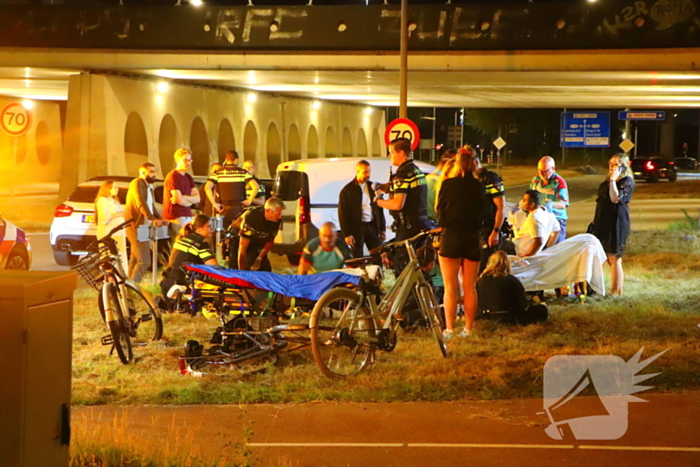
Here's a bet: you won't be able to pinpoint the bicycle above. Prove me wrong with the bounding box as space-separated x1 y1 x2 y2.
72 219 163 364
309 229 447 378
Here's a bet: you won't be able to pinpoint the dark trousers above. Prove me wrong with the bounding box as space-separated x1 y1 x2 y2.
222 202 243 229
351 221 383 258
228 236 272 272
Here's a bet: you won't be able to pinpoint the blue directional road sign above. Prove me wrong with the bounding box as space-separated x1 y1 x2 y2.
560 111 611 148
618 111 666 121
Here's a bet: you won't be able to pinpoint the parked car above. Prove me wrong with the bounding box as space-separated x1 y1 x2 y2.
0 214 32 270
673 156 698 171
630 157 677 183
50 176 170 266
271 157 436 265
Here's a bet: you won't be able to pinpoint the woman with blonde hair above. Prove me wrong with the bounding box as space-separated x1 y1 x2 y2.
476 251 548 325
94 180 128 272
590 154 634 296
436 145 485 339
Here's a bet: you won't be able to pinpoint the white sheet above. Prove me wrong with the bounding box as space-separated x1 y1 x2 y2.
510 234 607 296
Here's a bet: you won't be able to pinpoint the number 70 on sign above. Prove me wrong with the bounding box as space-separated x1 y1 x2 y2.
1 102 33 137
384 118 421 152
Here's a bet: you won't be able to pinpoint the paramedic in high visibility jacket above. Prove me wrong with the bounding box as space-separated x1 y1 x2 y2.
205 150 257 227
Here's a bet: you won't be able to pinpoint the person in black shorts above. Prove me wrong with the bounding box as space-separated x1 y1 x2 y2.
229 197 285 271
436 146 485 340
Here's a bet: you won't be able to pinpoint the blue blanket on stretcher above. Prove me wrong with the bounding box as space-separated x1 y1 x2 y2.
183 264 360 301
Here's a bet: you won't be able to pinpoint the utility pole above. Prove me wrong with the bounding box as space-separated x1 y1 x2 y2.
399 0 408 118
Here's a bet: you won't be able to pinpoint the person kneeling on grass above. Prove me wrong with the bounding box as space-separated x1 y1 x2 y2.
298 222 351 275
476 251 548 325
158 214 218 310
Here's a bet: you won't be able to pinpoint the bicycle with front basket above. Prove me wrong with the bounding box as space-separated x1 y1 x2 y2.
71 219 163 364
309 229 447 378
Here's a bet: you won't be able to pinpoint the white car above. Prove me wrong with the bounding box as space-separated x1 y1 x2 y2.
271 157 437 265
49 176 173 266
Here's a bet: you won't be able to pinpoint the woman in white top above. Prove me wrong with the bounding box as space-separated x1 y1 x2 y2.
95 180 128 273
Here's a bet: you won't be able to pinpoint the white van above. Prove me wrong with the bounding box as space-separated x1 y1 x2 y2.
271 157 436 264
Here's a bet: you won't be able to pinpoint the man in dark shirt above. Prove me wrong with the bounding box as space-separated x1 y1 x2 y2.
473 158 506 270
230 197 286 271
338 160 385 258
376 138 430 240
163 148 200 240
206 150 255 227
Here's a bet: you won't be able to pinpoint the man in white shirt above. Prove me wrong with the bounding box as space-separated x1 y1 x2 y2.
512 190 560 257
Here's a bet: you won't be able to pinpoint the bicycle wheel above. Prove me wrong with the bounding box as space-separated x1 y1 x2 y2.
310 288 375 378
189 350 279 376
124 283 164 344
102 282 133 364
416 284 448 358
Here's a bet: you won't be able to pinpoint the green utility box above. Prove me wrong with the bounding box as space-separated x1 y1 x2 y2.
0 270 78 467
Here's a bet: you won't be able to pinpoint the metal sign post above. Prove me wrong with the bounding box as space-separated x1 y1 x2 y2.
150 223 158 286
399 0 408 118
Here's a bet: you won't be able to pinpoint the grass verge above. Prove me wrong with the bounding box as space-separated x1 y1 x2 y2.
71 228 700 406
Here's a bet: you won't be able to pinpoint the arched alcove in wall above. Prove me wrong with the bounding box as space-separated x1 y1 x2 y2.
159 114 178 175
357 129 368 157
124 112 149 176
15 134 27 165
307 126 319 159
342 127 353 157
266 122 282 175
35 121 51 166
218 119 235 163
243 120 258 167
288 124 301 161
190 117 209 176
372 129 381 157
325 127 336 158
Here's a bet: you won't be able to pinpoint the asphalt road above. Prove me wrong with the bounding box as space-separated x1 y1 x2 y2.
74 392 700 467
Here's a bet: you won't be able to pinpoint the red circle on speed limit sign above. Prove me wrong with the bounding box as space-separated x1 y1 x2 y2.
384 118 421 152
0 102 33 137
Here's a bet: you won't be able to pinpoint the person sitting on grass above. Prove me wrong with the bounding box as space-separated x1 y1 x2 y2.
512 190 560 258
476 251 548 325
298 222 351 275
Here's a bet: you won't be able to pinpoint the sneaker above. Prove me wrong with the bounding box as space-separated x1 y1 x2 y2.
442 330 454 341
457 329 472 338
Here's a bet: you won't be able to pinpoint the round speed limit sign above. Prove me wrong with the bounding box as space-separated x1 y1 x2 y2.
1 102 33 137
384 118 421 152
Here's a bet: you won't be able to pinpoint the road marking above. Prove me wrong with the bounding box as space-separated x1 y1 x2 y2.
249 443 405 448
248 442 700 452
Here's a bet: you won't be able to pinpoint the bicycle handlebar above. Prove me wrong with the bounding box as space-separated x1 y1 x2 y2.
101 218 135 242
368 227 443 256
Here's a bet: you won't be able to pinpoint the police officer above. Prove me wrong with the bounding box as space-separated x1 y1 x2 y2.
243 160 265 206
230 197 286 272
376 138 430 240
205 151 255 227
158 215 217 309
473 156 506 271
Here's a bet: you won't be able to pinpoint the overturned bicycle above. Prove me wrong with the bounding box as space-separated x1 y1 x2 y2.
177 229 447 378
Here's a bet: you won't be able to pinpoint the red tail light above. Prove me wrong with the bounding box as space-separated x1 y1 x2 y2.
299 195 310 225
645 161 655 170
668 161 675 165
54 204 74 218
